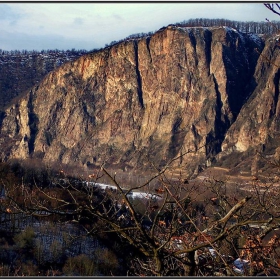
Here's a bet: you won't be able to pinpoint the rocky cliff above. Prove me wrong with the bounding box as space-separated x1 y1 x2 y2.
216 35 280 176
1 25 277 178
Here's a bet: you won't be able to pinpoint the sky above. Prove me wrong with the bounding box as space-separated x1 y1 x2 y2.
0 2 280 52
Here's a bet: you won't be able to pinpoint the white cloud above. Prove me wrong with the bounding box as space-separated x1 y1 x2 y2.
73 17 84 26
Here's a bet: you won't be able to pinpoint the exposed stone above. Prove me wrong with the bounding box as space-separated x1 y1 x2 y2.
0 25 271 177
218 36 280 174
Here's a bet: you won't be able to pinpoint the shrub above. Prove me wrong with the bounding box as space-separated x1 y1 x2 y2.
49 239 63 263
33 239 44 266
0 264 11 276
20 260 39 276
14 227 35 252
94 247 119 275
62 254 97 276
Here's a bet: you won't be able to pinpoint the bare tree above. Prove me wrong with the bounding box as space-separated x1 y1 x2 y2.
2 152 280 276
264 3 280 17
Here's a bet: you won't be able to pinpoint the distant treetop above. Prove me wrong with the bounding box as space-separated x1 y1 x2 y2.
175 18 280 35
104 18 280 50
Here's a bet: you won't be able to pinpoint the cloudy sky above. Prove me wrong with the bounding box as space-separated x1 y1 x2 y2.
0 2 279 51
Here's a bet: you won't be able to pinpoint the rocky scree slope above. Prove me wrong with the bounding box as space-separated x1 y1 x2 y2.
0 25 276 178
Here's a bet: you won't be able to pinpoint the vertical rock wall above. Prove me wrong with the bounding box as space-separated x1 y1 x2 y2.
0 26 266 176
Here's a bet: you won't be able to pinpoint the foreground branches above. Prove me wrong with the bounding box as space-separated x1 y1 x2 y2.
1 155 280 276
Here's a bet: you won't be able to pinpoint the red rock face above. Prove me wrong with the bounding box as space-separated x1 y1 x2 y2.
0 25 273 177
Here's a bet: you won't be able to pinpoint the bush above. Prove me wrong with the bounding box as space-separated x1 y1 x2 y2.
62 254 97 276
14 227 35 252
20 260 39 276
0 264 11 276
94 247 119 275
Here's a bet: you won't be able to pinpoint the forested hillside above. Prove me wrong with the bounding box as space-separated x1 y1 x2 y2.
0 49 88 109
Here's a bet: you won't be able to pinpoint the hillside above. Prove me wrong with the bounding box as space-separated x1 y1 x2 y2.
0 49 87 109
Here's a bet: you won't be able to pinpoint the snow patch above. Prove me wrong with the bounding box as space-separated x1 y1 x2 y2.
247 33 263 47
85 181 162 200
